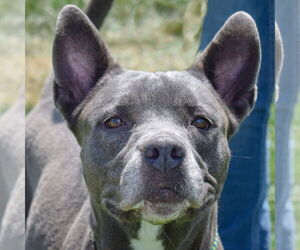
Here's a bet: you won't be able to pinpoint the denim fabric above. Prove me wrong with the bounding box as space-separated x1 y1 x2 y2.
275 0 300 249
199 1 275 249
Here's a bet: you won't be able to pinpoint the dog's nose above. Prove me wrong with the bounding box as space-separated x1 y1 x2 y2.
143 139 185 173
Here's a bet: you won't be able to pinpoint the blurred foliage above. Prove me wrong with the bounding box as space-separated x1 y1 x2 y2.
0 0 24 107
0 0 24 34
25 0 207 106
26 0 198 36
26 0 85 35
293 101 300 248
268 103 276 249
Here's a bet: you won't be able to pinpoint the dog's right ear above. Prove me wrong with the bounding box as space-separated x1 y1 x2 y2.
53 5 117 124
190 12 261 129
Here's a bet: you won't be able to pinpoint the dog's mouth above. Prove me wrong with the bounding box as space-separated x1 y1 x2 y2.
102 170 218 224
115 187 190 224
128 186 185 212
140 199 190 224
102 184 216 224
145 187 184 204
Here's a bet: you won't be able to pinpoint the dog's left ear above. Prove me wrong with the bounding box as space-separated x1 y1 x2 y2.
53 5 118 125
191 12 261 123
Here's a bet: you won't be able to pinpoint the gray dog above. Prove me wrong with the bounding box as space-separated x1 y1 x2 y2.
26 5 261 250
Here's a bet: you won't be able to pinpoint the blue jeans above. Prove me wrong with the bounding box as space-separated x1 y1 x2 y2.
275 0 300 249
199 1 274 249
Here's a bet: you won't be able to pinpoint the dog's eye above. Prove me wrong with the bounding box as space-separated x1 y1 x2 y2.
191 116 211 130
104 116 125 129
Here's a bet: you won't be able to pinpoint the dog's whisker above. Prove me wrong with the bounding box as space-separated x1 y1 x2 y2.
231 155 252 159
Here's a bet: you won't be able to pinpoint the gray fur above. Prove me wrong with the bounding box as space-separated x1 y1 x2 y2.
0 169 25 250
0 86 25 250
26 5 262 250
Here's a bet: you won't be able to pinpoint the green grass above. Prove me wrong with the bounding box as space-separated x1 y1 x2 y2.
25 0 206 108
269 103 276 249
292 101 300 249
0 0 24 107
0 105 10 115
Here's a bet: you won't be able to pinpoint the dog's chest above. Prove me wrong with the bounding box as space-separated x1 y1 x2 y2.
131 221 164 250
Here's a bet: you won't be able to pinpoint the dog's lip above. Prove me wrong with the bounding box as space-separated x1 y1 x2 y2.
140 200 191 224
118 187 184 212
145 187 184 203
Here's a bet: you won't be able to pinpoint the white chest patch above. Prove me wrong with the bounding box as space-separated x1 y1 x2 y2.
131 220 164 250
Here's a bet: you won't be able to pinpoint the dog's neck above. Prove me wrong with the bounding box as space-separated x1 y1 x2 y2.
90 201 219 250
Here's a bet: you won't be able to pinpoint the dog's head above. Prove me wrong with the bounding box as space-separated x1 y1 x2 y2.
53 5 260 224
